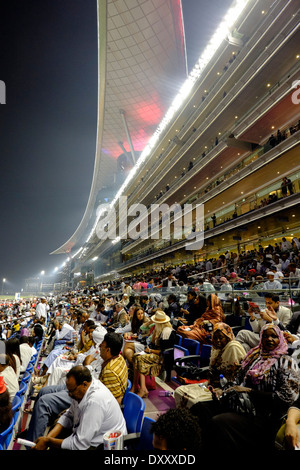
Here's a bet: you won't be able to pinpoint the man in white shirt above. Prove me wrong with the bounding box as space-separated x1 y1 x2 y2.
236 293 292 352
33 365 127 450
19 336 36 373
281 237 292 252
35 298 48 322
263 272 282 290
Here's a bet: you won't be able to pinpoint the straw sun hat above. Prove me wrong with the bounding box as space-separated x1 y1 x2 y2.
151 310 170 324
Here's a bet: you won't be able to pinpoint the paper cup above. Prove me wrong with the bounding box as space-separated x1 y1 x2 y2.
103 430 124 450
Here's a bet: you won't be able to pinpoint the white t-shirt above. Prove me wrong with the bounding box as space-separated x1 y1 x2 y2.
0 366 19 402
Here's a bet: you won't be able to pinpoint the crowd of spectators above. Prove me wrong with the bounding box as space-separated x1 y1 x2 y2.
0 235 299 451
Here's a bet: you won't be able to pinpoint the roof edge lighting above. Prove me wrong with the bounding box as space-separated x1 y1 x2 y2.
81 0 251 247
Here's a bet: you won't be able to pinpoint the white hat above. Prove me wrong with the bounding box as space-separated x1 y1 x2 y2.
151 310 170 324
266 271 275 276
92 326 107 345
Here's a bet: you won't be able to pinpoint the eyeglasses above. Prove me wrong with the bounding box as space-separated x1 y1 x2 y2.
68 384 81 396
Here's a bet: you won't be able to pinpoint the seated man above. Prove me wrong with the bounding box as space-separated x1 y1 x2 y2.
33 366 127 450
24 330 125 442
36 325 106 388
37 320 93 377
19 336 37 373
236 293 292 352
85 331 128 405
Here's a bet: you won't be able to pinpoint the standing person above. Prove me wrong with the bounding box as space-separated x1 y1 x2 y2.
35 297 48 322
211 214 217 227
32 366 127 450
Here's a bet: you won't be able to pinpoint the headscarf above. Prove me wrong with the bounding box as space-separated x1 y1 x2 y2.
212 322 234 342
209 323 246 382
241 323 288 385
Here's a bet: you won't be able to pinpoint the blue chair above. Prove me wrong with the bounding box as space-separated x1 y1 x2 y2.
26 364 34 374
12 395 22 425
137 417 155 450
122 379 132 407
175 334 182 346
16 381 27 404
0 420 14 450
242 316 252 331
182 338 201 355
173 345 189 360
199 344 212 367
21 371 31 384
123 392 145 434
163 345 189 382
124 416 155 450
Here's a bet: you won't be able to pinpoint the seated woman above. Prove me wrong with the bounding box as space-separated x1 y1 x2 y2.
131 310 175 398
0 353 19 402
208 322 246 386
177 293 225 344
174 322 246 407
0 377 13 433
6 337 22 380
190 324 300 451
177 293 207 326
122 307 153 366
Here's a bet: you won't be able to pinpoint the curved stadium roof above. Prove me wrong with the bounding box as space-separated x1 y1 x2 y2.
51 0 187 255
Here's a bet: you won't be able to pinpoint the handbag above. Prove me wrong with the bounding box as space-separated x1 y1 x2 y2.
219 387 256 415
174 355 209 381
174 383 212 408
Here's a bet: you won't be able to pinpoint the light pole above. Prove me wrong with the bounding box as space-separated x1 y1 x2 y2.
2 278 6 295
40 271 45 294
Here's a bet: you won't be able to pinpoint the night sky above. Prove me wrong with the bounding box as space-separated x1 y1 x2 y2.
0 0 232 291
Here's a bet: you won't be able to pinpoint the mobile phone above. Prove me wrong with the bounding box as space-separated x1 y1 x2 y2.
248 302 261 317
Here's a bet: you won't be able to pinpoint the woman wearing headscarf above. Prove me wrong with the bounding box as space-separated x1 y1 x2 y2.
131 310 175 398
191 324 300 451
177 294 225 344
208 322 246 387
174 323 246 407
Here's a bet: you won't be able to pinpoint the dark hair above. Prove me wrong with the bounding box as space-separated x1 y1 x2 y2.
167 294 177 302
0 388 13 433
19 336 29 344
103 332 123 356
66 365 92 385
131 307 145 334
197 293 208 314
151 408 202 451
188 290 197 298
6 338 22 368
264 293 280 302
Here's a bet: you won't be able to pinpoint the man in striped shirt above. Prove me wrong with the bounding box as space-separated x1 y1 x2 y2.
99 331 128 405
